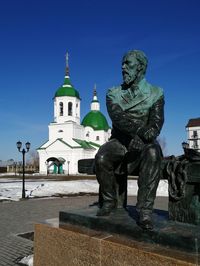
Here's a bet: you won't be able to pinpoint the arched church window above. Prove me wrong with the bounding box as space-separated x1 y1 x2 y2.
59 102 63 116
76 103 78 116
86 132 90 137
68 102 73 116
96 136 100 141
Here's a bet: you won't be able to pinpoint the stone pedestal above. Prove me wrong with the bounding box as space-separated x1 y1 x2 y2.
34 223 197 266
34 206 200 266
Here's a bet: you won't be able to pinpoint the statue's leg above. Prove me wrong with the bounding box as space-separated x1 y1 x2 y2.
98 172 127 209
115 173 127 208
95 139 126 216
137 143 162 229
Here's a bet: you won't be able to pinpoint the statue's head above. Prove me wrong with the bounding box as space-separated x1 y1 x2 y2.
122 50 148 86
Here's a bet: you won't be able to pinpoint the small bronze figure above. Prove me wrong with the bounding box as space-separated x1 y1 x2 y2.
95 50 164 230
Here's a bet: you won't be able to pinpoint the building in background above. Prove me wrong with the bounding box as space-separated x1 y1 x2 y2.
37 54 111 175
186 118 200 152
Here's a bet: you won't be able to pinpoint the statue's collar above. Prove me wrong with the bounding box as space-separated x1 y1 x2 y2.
129 78 149 93
120 79 151 111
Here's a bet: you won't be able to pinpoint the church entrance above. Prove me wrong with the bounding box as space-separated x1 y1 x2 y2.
46 157 65 174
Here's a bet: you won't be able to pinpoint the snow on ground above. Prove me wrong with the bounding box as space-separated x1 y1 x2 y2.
19 255 33 266
0 178 168 201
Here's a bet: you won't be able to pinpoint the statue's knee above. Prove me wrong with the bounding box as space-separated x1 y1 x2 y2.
95 153 107 167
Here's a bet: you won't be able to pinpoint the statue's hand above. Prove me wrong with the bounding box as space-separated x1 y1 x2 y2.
137 127 157 142
128 135 144 152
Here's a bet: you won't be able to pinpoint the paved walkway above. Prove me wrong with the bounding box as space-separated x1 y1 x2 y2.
0 195 168 265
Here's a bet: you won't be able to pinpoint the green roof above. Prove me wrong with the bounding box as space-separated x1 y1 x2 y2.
73 139 96 149
81 110 110 131
37 138 100 150
54 76 80 99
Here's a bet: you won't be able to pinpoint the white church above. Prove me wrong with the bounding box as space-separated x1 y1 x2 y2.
37 54 111 175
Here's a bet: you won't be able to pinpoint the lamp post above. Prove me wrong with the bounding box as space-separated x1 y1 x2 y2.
16 141 31 199
67 161 70 176
14 162 17 176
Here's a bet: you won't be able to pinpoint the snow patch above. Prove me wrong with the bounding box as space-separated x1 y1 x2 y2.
0 178 168 201
19 254 33 266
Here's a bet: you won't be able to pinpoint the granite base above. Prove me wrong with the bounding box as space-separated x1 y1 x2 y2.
59 205 200 253
33 205 200 265
34 222 197 266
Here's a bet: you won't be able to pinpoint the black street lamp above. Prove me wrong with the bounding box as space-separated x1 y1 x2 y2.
16 141 31 199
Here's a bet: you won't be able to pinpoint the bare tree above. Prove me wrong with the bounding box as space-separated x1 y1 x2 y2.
27 150 39 168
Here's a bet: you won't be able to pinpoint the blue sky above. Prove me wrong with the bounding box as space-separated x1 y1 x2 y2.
0 0 200 161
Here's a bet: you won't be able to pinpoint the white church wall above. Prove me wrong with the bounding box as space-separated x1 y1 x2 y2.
38 138 98 175
82 149 97 159
83 126 111 145
38 148 81 175
72 124 84 140
49 122 84 142
61 149 97 175
84 126 94 142
38 150 49 175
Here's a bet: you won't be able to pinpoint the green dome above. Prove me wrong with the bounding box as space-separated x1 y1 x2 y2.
55 86 80 98
82 111 110 131
54 76 80 99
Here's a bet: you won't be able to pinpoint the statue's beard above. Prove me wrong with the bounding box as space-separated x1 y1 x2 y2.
123 72 137 86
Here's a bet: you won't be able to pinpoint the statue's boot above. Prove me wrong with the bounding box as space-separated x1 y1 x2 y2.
138 211 153 230
96 201 116 216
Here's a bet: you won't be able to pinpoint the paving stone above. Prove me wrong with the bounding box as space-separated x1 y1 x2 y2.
0 196 99 265
0 195 168 265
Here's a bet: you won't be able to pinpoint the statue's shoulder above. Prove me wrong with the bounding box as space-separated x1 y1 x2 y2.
150 84 164 101
106 85 122 98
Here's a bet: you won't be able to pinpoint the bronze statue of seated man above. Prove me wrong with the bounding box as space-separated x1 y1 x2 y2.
95 50 164 230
